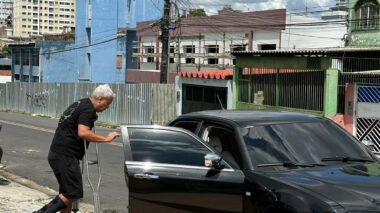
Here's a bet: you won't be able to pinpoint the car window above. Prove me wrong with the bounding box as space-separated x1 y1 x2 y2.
128 128 210 166
201 125 242 169
243 120 374 169
170 120 200 134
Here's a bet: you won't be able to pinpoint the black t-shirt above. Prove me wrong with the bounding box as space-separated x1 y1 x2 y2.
50 98 98 159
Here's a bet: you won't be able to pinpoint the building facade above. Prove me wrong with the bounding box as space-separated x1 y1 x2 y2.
281 11 347 49
135 8 287 73
136 4 348 73
9 43 40 82
0 0 12 26
13 0 75 38
0 58 11 83
347 0 380 46
34 0 163 83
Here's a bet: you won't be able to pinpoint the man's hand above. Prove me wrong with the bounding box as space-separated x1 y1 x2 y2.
78 124 120 143
105 132 120 142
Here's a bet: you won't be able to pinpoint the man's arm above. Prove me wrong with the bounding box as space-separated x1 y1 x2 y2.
78 124 119 143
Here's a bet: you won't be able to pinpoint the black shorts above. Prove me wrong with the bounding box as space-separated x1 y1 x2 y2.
48 151 83 199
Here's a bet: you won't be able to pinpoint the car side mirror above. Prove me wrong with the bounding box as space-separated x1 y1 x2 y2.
204 153 225 169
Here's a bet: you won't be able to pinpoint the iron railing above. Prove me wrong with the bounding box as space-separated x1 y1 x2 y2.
238 68 325 112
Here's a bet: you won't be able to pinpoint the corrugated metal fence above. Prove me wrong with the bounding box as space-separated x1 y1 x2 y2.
0 82 176 125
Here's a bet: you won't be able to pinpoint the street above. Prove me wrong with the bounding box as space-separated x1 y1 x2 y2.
0 111 128 213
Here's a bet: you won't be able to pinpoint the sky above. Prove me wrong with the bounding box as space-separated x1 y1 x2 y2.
184 0 338 16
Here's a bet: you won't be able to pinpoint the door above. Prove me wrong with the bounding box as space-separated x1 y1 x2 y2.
354 84 380 157
121 125 244 213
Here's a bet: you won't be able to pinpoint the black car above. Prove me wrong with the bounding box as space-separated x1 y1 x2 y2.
121 110 380 213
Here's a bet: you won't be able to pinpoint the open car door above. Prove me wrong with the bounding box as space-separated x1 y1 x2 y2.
121 125 244 213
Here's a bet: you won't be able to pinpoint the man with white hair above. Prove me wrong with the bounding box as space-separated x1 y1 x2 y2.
34 84 120 213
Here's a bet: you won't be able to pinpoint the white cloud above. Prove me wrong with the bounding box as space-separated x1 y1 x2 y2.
186 0 336 15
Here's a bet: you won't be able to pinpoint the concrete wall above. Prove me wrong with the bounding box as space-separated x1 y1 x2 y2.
38 41 78 83
0 76 10 83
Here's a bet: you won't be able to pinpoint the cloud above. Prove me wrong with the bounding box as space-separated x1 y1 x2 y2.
187 0 336 15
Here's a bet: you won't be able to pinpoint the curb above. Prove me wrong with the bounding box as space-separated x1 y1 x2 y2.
1 170 57 196
0 170 95 212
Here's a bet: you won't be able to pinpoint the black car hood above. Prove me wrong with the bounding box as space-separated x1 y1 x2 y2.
264 162 380 210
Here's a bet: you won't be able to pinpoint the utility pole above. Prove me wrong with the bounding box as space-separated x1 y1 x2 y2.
160 0 171 83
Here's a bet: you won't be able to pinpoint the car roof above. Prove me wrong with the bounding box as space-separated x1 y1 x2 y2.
178 110 325 127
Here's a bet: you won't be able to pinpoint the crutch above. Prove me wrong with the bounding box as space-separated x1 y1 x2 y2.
72 126 102 213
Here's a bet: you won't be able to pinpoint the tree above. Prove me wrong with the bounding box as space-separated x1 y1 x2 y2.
183 8 207 17
2 45 11 57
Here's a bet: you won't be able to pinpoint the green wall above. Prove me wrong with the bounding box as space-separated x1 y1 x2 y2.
233 56 339 117
236 55 331 70
348 0 380 47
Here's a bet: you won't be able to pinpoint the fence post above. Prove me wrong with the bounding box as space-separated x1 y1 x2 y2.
324 68 339 117
275 68 280 109
232 67 239 109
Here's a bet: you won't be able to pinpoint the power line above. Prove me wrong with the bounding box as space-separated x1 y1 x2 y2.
40 36 119 55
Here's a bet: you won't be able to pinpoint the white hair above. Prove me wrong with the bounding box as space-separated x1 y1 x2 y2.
91 84 115 99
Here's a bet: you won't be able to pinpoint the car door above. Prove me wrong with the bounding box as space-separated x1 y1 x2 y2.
121 125 245 213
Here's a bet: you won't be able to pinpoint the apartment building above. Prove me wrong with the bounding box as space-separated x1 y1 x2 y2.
0 0 12 26
135 8 287 72
13 0 75 38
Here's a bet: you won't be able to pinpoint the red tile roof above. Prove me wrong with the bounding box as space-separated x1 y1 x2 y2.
137 9 286 37
177 70 233 80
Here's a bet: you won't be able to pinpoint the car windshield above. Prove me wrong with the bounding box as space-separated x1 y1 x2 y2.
243 120 374 170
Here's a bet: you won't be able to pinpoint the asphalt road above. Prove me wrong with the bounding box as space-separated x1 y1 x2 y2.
0 111 129 213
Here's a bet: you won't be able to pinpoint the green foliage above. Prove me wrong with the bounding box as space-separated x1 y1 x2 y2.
183 8 207 17
2 45 10 56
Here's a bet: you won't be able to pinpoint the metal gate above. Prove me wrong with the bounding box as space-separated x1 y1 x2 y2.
354 84 380 157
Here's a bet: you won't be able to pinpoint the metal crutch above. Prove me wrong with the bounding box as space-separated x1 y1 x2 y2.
72 127 103 213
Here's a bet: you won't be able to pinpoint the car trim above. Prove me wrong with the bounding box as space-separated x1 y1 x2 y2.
125 161 235 172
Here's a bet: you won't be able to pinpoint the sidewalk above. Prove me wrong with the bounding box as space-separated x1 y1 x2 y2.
0 169 94 213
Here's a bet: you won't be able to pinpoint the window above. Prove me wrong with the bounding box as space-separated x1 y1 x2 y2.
169 58 175 63
33 52 39 66
230 44 246 52
170 45 175 53
128 128 210 166
183 45 195 53
208 58 218 64
147 57 154 63
22 51 30 65
355 0 379 30
15 51 21 65
244 121 373 170
205 45 219 53
185 58 195 64
258 44 276 50
144 46 154 54
171 121 200 133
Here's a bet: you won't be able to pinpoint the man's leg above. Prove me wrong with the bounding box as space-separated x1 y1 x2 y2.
46 152 83 213
33 195 67 213
58 194 75 213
